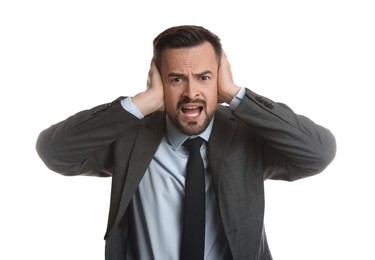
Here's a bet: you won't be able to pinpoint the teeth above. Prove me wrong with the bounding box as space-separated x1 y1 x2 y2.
181 106 201 118
188 112 199 117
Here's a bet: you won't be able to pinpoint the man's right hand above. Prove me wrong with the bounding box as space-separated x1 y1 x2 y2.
132 60 165 116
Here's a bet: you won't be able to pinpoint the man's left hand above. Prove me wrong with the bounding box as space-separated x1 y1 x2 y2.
217 50 241 104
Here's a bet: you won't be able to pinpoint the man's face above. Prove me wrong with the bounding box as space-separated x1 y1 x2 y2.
160 42 219 136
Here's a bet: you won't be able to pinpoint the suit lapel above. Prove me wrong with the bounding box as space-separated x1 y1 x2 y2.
114 111 165 225
209 107 267 259
208 107 238 197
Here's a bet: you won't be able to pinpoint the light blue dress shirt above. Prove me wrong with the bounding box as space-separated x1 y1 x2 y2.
121 87 245 260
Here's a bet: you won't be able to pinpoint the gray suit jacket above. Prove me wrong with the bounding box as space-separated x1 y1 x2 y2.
36 89 336 260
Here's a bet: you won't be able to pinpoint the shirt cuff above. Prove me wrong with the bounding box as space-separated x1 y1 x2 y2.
121 97 144 119
229 87 246 111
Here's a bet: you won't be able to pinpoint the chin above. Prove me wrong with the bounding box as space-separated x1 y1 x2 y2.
177 115 212 136
179 123 206 136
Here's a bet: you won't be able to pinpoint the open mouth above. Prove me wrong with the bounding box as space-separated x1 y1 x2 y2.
181 105 204 118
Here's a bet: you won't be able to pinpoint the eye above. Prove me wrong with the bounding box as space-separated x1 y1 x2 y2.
170 76 185 86
172 77 182 83
201 75 210 81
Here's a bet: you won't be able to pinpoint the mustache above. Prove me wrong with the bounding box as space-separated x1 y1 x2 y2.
177 97 206 109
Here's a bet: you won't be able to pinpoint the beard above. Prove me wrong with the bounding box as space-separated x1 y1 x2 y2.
170 97 215 136
174 108 213 136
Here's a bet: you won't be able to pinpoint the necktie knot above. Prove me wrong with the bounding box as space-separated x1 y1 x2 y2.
183 137 205 153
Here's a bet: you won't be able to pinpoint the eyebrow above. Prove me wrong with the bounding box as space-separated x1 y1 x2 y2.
195 70 213 77
167 70 213 78
167 72 186 78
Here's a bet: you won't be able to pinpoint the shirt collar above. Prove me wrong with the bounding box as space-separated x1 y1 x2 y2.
165 116 214 150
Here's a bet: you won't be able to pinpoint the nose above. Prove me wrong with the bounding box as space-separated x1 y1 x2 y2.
184 81 200 100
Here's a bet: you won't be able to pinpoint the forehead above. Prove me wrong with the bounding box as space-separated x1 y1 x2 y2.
160 42 218 73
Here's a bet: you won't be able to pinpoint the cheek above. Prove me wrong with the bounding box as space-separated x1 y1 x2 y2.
205 87 219 108
164 90 179 111
207 99 218 113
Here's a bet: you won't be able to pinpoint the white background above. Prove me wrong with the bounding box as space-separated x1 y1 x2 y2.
1 0 374 259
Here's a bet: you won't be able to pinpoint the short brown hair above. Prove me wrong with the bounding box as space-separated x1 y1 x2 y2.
153 25 222 69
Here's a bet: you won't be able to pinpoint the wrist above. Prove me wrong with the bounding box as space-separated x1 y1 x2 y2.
221 85 241 104
132 90 164 116
132 92 156 116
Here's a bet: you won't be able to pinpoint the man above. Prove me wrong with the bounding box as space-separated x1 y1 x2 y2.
36 25 336 260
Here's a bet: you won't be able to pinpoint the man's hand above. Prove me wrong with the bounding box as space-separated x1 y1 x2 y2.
132 60 165 116
217 50 241 104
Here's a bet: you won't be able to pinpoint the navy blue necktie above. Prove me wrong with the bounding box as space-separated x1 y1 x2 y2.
181 137 205 260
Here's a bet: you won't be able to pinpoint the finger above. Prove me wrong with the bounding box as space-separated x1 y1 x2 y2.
221 50 231 69
146 59 156 88
149 60 162 82
221 49 228 63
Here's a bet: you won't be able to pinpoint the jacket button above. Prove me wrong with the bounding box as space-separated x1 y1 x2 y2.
264 102 274 109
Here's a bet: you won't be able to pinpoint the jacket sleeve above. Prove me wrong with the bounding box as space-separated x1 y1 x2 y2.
233 88 336 181
35 97 140 177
